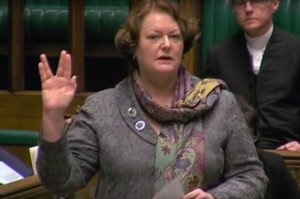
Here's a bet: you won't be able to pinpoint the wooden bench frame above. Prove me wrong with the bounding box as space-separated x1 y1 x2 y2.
266 150 300 187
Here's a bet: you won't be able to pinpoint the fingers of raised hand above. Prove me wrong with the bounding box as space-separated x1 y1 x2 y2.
57 50 72 79
70 76 78 92
38 54 53 83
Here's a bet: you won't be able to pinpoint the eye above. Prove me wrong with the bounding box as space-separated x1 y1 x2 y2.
233 0 246 6
252 0 266 3
147 34 161 41
169 34 182 41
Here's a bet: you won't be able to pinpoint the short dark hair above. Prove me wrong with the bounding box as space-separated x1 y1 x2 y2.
114 0 199 71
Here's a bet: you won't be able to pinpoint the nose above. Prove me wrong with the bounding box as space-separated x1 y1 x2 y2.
244 1 254 11
161 35 171 49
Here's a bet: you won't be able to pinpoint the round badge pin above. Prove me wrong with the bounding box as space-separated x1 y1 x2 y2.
135 120 145 131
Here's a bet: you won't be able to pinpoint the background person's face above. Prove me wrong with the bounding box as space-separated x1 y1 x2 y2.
135 11 184 79
232 0 279 36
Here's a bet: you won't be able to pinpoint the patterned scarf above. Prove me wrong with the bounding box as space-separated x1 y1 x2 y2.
132 68 225 194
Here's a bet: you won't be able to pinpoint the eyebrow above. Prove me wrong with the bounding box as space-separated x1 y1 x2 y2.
146 28 181 34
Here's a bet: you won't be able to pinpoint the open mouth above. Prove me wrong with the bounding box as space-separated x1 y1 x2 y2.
157 55 173 61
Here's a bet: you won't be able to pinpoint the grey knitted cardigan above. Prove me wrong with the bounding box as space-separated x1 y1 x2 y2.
37 75 267 199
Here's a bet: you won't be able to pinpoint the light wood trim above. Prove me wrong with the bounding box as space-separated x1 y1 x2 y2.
0 175 53 199
0 175 40 196
266 150 300 159
265 150 300 187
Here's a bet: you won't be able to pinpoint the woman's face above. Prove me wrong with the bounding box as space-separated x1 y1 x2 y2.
135 11 184 78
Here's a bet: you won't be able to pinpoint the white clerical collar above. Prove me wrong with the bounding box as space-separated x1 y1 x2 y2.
245 24 274 50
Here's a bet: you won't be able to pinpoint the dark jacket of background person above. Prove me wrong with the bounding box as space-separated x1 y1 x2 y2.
234 94 300 199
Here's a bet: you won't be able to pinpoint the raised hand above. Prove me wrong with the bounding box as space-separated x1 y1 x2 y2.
38 50 77 114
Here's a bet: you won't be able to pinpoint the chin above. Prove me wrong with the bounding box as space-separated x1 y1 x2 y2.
156 69 176 74
156 64 178 73
243 21 261 29
244 26 262 35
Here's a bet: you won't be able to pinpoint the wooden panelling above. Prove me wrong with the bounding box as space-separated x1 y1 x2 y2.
69 0 85 92
180 0 201 74
0 91 87 131
9 0 24 91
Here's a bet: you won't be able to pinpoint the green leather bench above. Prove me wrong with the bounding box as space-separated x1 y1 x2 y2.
85 0 129 42
0 0 185 43
24 0 129 42
24 0 69 42
0 0 8 42
0 129 38 146
0 0 129 42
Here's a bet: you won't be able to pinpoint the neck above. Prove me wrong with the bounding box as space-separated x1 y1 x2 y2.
246 20 273 37
139 73 177 107
245 24 273 50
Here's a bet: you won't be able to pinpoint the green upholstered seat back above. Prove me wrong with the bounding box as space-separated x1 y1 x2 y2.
0 129 38 146
0 0 8 42
275 1 300 34
199 0 300 70
24 0 69 42
85 0 129 43
23 0 129 42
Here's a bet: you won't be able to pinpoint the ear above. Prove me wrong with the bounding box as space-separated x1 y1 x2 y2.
271 0 280 12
